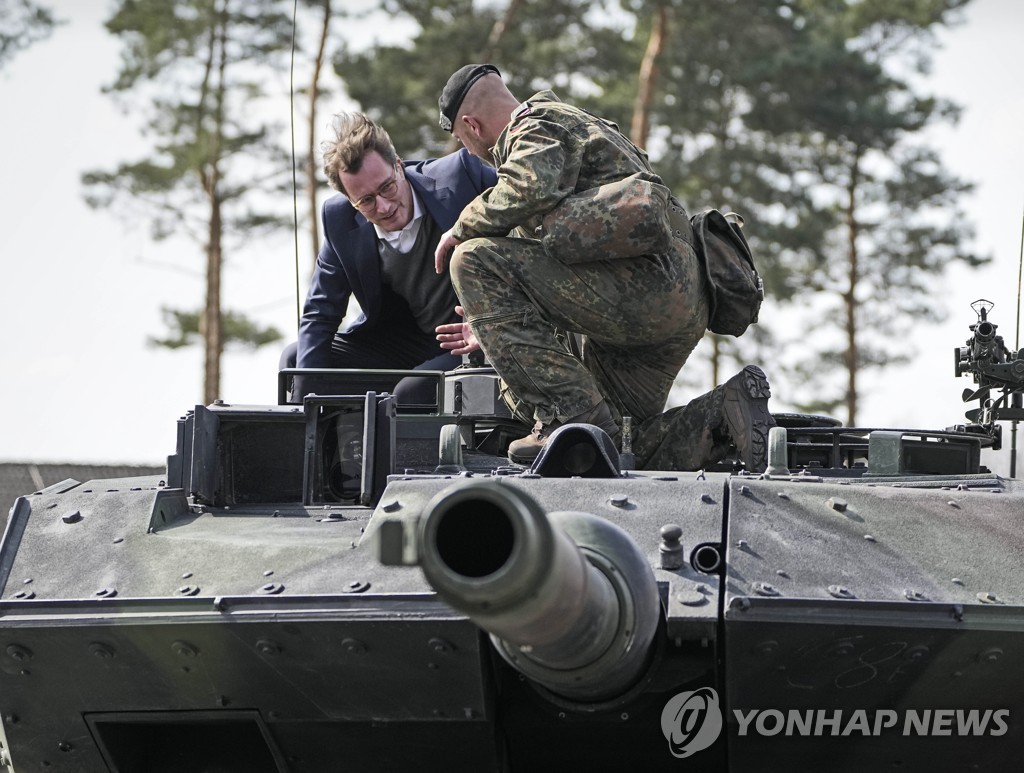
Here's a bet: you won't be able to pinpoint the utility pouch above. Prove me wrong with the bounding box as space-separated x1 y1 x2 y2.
690 209 763 337
538 171 673 263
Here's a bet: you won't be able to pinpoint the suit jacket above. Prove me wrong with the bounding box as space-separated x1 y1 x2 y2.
297 148 498 367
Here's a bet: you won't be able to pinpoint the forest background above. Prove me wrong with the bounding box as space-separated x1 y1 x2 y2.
1 0 1022 474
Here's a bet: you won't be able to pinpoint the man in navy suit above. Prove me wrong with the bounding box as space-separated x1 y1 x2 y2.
282 112 498 403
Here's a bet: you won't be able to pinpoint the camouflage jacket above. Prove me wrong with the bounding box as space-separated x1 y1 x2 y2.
452 90 660 242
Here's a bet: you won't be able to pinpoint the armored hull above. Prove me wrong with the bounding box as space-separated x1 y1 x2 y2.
2 364 1023 772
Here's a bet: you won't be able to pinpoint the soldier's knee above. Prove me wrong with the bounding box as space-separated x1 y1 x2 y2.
450 238 487 279
449 244 467 277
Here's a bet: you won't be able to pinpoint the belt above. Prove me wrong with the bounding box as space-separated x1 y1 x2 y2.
667 196 695 249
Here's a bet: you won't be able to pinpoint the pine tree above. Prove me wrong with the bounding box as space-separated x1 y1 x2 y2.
741 0 985 423
82 0 293 405
332 0 637 158
0 0 59 68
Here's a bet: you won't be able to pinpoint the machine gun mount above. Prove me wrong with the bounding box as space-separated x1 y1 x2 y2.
954 299 1024 441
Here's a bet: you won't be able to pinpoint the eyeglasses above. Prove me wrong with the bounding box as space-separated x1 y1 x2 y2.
351 163 401 212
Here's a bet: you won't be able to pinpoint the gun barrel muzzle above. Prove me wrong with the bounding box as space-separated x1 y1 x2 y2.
416 481 660 703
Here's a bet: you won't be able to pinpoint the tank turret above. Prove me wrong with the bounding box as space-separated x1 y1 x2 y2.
3 313 1024 771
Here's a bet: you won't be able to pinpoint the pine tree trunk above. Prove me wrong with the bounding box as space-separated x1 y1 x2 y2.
307 0 331 272
630 4 669 147
480 0 525 62
201 2 229 406
204 200 223 406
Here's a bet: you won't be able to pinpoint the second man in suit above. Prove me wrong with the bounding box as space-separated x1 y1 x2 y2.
283 112 498 404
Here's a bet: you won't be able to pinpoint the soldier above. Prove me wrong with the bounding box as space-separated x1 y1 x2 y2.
433 64 774 470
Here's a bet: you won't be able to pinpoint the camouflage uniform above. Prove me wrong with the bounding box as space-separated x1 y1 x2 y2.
631 365 773 471
450 91 709 429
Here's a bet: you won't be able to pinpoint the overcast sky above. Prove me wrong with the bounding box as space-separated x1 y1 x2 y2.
1 0 1022 475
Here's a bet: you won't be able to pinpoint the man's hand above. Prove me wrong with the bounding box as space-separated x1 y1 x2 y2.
436 305 480 355
435 228 462 273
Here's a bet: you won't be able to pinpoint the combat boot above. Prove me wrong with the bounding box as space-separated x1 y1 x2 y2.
507 401 619 466
722 365 776 473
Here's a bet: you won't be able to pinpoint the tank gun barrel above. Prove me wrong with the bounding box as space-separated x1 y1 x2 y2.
392 480 660 703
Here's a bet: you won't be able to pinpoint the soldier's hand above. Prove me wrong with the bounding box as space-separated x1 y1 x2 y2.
435 228 462 273
436 305 480 355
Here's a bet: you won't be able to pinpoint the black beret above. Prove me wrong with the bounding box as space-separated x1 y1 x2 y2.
438 64 501 133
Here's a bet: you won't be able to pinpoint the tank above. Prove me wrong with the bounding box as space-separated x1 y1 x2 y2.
2 300 1024 772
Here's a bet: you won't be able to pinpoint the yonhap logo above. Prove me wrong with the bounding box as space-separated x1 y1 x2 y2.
659 689 1010 759
661 687 724 758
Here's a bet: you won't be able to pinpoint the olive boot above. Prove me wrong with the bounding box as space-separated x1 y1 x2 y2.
507 401 620 466
721 365 775 472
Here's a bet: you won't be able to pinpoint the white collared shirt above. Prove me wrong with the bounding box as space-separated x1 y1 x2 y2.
374 186 424 254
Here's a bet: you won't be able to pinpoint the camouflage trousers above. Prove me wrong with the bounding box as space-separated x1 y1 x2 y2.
631 381 734 471
449 236 709 427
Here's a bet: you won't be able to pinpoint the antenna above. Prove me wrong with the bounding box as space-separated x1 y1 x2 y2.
1017 204 1024 352
289 0 302 330
1013 205 1024 476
